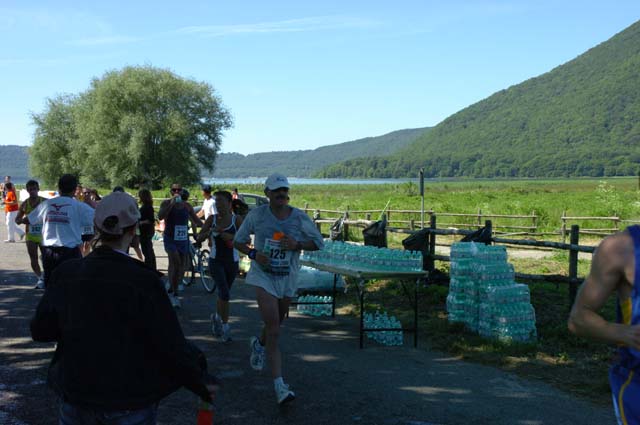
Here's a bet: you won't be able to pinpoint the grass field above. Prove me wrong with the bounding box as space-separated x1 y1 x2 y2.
184 177 640 236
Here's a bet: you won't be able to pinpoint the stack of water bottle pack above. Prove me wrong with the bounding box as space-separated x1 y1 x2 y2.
363 309 403 346
301 240 423 273
446 242 537 343
296 295 333 316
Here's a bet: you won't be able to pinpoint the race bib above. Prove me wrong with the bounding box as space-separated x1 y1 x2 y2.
264 238 292 276
174 225 188 241
29 224 42 235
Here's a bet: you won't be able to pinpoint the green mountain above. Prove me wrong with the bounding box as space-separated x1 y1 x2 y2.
210 127 430 178
0 145 29 181
0 128 430 181
317 20 640 179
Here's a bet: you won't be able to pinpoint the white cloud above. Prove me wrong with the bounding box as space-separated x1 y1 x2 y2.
67 35 144 47
175 15 381 38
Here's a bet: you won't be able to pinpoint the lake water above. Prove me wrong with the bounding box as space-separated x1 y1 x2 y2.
205 177 417 185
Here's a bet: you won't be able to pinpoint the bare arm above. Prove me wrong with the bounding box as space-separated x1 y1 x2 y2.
187 204 203 234
195 215 214 244
233 217 269 266
568 234 640 349
157 199 174 221
15 200 28 225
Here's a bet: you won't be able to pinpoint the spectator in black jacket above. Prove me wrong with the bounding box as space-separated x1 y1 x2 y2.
30 191 218 425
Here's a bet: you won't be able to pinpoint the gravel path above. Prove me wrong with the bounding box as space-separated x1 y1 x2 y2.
0 215 614 425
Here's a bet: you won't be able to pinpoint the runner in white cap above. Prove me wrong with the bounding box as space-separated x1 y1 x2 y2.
234 172 324 405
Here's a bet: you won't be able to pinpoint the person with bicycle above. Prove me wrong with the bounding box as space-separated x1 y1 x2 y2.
158 184 201 308
233 173 323 405
195 190 244 342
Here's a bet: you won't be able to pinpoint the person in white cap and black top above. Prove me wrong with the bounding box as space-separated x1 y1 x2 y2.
234 172 324 405
30 191 219 424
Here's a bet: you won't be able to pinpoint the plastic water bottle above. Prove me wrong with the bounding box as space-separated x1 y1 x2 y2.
196 399 214 425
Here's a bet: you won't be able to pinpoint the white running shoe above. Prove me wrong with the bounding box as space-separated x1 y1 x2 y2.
274 381 295 405
34 278 45 290
170 294 181 309
211 314 223 337
249 336 265 371
221 324 232 342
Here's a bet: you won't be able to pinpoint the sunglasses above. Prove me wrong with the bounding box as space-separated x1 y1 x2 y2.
171 188 182 193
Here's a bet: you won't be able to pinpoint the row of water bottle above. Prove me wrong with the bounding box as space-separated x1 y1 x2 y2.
296 295 333 316
479 302 537 342
451 259 514 281
481 283 530 304
450 242 507 262
302 240 423 272
363 310 403 346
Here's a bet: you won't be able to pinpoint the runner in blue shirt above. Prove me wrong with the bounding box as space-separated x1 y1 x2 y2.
569 226 640 424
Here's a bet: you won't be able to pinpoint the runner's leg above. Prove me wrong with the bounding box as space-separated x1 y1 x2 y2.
167 250 182 293
26 240 42 277
256 287 291 379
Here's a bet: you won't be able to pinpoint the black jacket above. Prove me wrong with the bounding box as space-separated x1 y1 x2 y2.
30 246 216 410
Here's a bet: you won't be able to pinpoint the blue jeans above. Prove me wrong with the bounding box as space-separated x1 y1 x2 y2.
59 402 158 425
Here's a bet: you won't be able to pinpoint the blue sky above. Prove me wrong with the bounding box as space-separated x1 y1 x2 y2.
2 1 639 155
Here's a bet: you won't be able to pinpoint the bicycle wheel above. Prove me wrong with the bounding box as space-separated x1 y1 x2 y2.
189 250 198 285
199 249 216 293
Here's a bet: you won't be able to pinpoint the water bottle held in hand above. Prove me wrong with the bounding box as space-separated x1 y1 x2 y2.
196 399 214 425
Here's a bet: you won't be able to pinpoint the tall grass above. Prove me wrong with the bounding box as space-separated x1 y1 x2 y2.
214 177 640 234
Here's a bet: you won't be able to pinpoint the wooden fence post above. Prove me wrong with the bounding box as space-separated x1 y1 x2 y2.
485 219 493 241
561 210 567 243
426 214 437 273
304 203 309 214
314 209 321 233
365 213 371 221
569 224 580 306
409 219 415 230
531 210 537 233
343 207 350 241
477 208 482 228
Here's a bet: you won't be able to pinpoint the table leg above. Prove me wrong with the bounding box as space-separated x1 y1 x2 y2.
414 277 419 348
332 273 337 318
359 278 365 349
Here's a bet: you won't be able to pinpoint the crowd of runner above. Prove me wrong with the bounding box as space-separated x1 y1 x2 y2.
1 172 323 423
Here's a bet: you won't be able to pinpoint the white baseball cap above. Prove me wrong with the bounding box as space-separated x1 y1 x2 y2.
265 173 290 191
94 192 141 235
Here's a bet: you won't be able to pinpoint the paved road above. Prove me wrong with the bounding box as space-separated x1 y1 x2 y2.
0 216 616 425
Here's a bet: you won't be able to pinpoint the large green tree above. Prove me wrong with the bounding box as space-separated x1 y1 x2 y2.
30 66 232 188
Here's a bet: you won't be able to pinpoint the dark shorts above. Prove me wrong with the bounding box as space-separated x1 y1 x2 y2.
209 258 238 301
163 236 189 254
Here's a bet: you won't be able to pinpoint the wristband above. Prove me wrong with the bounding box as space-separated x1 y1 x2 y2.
248 249 257 260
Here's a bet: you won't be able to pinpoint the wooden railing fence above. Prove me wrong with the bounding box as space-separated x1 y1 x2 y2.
304 206 597 304
303 203 640 241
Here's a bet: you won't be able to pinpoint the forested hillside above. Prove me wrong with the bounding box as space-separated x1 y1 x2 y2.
317 20 640 178
0 145 29 180
210 127 429 177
